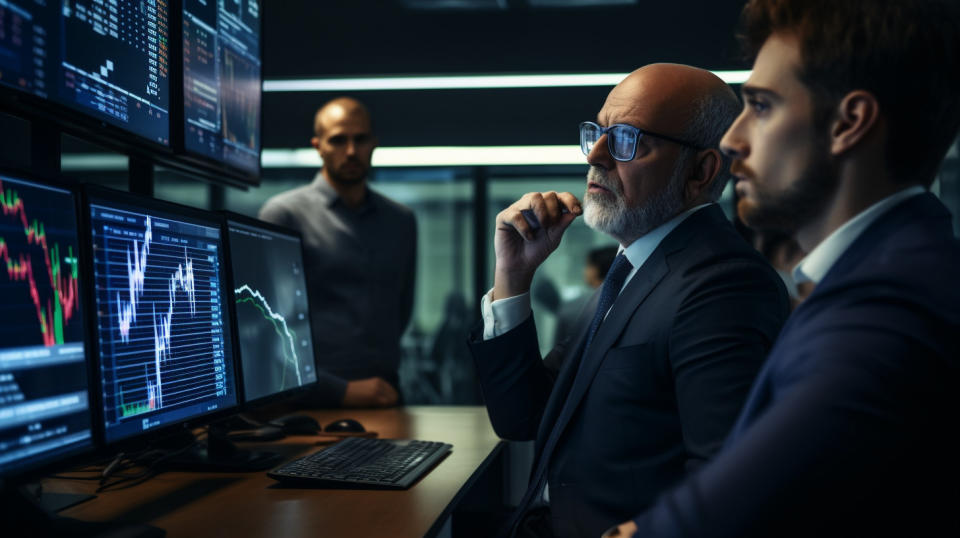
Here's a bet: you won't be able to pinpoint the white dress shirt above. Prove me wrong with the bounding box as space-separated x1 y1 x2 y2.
793 186 925 286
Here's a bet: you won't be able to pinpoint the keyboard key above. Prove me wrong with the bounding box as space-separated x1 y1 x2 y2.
267 438 452 489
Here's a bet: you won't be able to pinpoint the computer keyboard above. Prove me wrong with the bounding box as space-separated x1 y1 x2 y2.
267 437 453 489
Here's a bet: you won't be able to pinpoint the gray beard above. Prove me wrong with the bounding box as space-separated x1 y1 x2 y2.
583 162 687 245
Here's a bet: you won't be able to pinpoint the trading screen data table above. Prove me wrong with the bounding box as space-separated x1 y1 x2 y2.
61 0 171 144
0 0 171 145
89 203 234 443
183 0 261 172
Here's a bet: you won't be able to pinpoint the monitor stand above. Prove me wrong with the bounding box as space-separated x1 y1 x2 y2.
218 413 286 442
161 424 283 472
0 479 164 537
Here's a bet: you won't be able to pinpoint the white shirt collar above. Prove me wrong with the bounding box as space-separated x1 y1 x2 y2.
619 203 712 288
793 186 925 285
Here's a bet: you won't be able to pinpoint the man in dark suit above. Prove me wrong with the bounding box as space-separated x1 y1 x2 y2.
611 1 960 536
469 64 790 537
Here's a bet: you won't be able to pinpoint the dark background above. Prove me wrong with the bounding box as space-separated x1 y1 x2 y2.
261 0 749 148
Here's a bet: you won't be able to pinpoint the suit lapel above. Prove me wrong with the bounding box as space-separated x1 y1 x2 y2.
534 292 597 453
545 249 669 441
535 205 723 457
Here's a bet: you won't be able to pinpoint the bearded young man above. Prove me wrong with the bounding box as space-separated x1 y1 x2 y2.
468 64 789 538
610 1 960 537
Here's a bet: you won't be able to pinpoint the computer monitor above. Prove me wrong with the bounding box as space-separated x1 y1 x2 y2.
57 0 170 146
182 0 261 177
0 1 170 147
0 171 93 479
85 188 237 445
0 1 54 100
224 214 317 405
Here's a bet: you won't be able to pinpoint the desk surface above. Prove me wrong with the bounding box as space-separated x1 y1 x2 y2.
48 406 502 538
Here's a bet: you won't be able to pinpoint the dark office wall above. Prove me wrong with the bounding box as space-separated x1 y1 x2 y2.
263 1 747 77
261 1 748 148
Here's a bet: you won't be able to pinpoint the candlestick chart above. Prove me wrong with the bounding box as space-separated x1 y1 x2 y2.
0 174 92 474
0 177 81 348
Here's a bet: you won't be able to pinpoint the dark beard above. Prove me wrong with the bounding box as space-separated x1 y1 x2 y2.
738 150 840 234
328 163 367 186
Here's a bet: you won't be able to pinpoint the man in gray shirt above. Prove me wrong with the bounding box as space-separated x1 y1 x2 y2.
259 97 416 408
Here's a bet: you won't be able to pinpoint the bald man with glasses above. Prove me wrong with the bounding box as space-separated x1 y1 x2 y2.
468 64 790 538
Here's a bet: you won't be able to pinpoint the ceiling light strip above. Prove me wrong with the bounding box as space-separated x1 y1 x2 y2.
263 146 585 168
59 146 588 171
263 71 751 92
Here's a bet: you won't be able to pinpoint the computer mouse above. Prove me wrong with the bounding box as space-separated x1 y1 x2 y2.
268 414 320 435
324 418 366 433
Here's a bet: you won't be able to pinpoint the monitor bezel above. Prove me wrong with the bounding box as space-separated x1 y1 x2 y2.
172 0 264 185
80 185 241 448
220 210 320 409
0 168 98 482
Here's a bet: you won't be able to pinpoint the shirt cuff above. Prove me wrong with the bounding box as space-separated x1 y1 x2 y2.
480 288 532 340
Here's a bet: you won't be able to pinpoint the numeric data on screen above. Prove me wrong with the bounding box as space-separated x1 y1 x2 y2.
0 0 171 145
89 203 235 442
183 0 260 173
0 174 92 474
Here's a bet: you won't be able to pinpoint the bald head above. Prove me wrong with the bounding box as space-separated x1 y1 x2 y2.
605 64 738 142
311 97 377 189
583 63 741 244
314 97 373 137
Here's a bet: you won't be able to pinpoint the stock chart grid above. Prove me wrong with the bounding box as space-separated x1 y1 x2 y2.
89 203 234 442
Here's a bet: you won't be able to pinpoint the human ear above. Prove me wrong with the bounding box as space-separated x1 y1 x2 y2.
686 148 722 202
830 90 880 156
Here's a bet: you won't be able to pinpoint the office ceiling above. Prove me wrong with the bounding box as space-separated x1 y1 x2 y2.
261 0 749 149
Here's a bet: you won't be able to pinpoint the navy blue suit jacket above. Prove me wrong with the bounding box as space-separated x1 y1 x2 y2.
633 193 960 537
470 205 789 537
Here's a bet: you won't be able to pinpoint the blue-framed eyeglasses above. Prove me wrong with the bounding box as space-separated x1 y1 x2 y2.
579 121 703 162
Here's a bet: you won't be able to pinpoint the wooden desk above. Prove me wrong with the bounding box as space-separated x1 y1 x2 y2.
47 406 504 537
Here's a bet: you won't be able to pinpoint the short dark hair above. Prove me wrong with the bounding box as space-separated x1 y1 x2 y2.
587 245 619 279
739 0 960 186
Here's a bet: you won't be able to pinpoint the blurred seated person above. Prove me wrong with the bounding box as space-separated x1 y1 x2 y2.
753 230 812 309
553 245 618 347
259 97 416 408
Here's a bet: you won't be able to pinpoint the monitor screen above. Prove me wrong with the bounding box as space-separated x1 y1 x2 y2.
183 0 261 174
0 0 170 146
226 219 316 403
88 196 236 444
0 173 92 477
58 0 171 145
0 0 53 99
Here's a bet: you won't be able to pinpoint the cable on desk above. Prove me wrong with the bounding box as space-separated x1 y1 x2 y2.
95 441 200 493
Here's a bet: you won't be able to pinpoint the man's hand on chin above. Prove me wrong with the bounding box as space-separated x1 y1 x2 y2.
602 520 637 538
492 190 581 301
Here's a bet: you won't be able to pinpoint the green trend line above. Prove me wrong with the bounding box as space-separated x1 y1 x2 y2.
235 285 303 390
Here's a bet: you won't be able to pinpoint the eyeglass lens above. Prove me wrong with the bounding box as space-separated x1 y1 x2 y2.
581 123 638 161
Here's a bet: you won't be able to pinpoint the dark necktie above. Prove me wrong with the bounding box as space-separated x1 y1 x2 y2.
505 253 635 536
582 252 633 353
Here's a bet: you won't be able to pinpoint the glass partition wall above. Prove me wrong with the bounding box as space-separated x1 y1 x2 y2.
57 134 960 404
